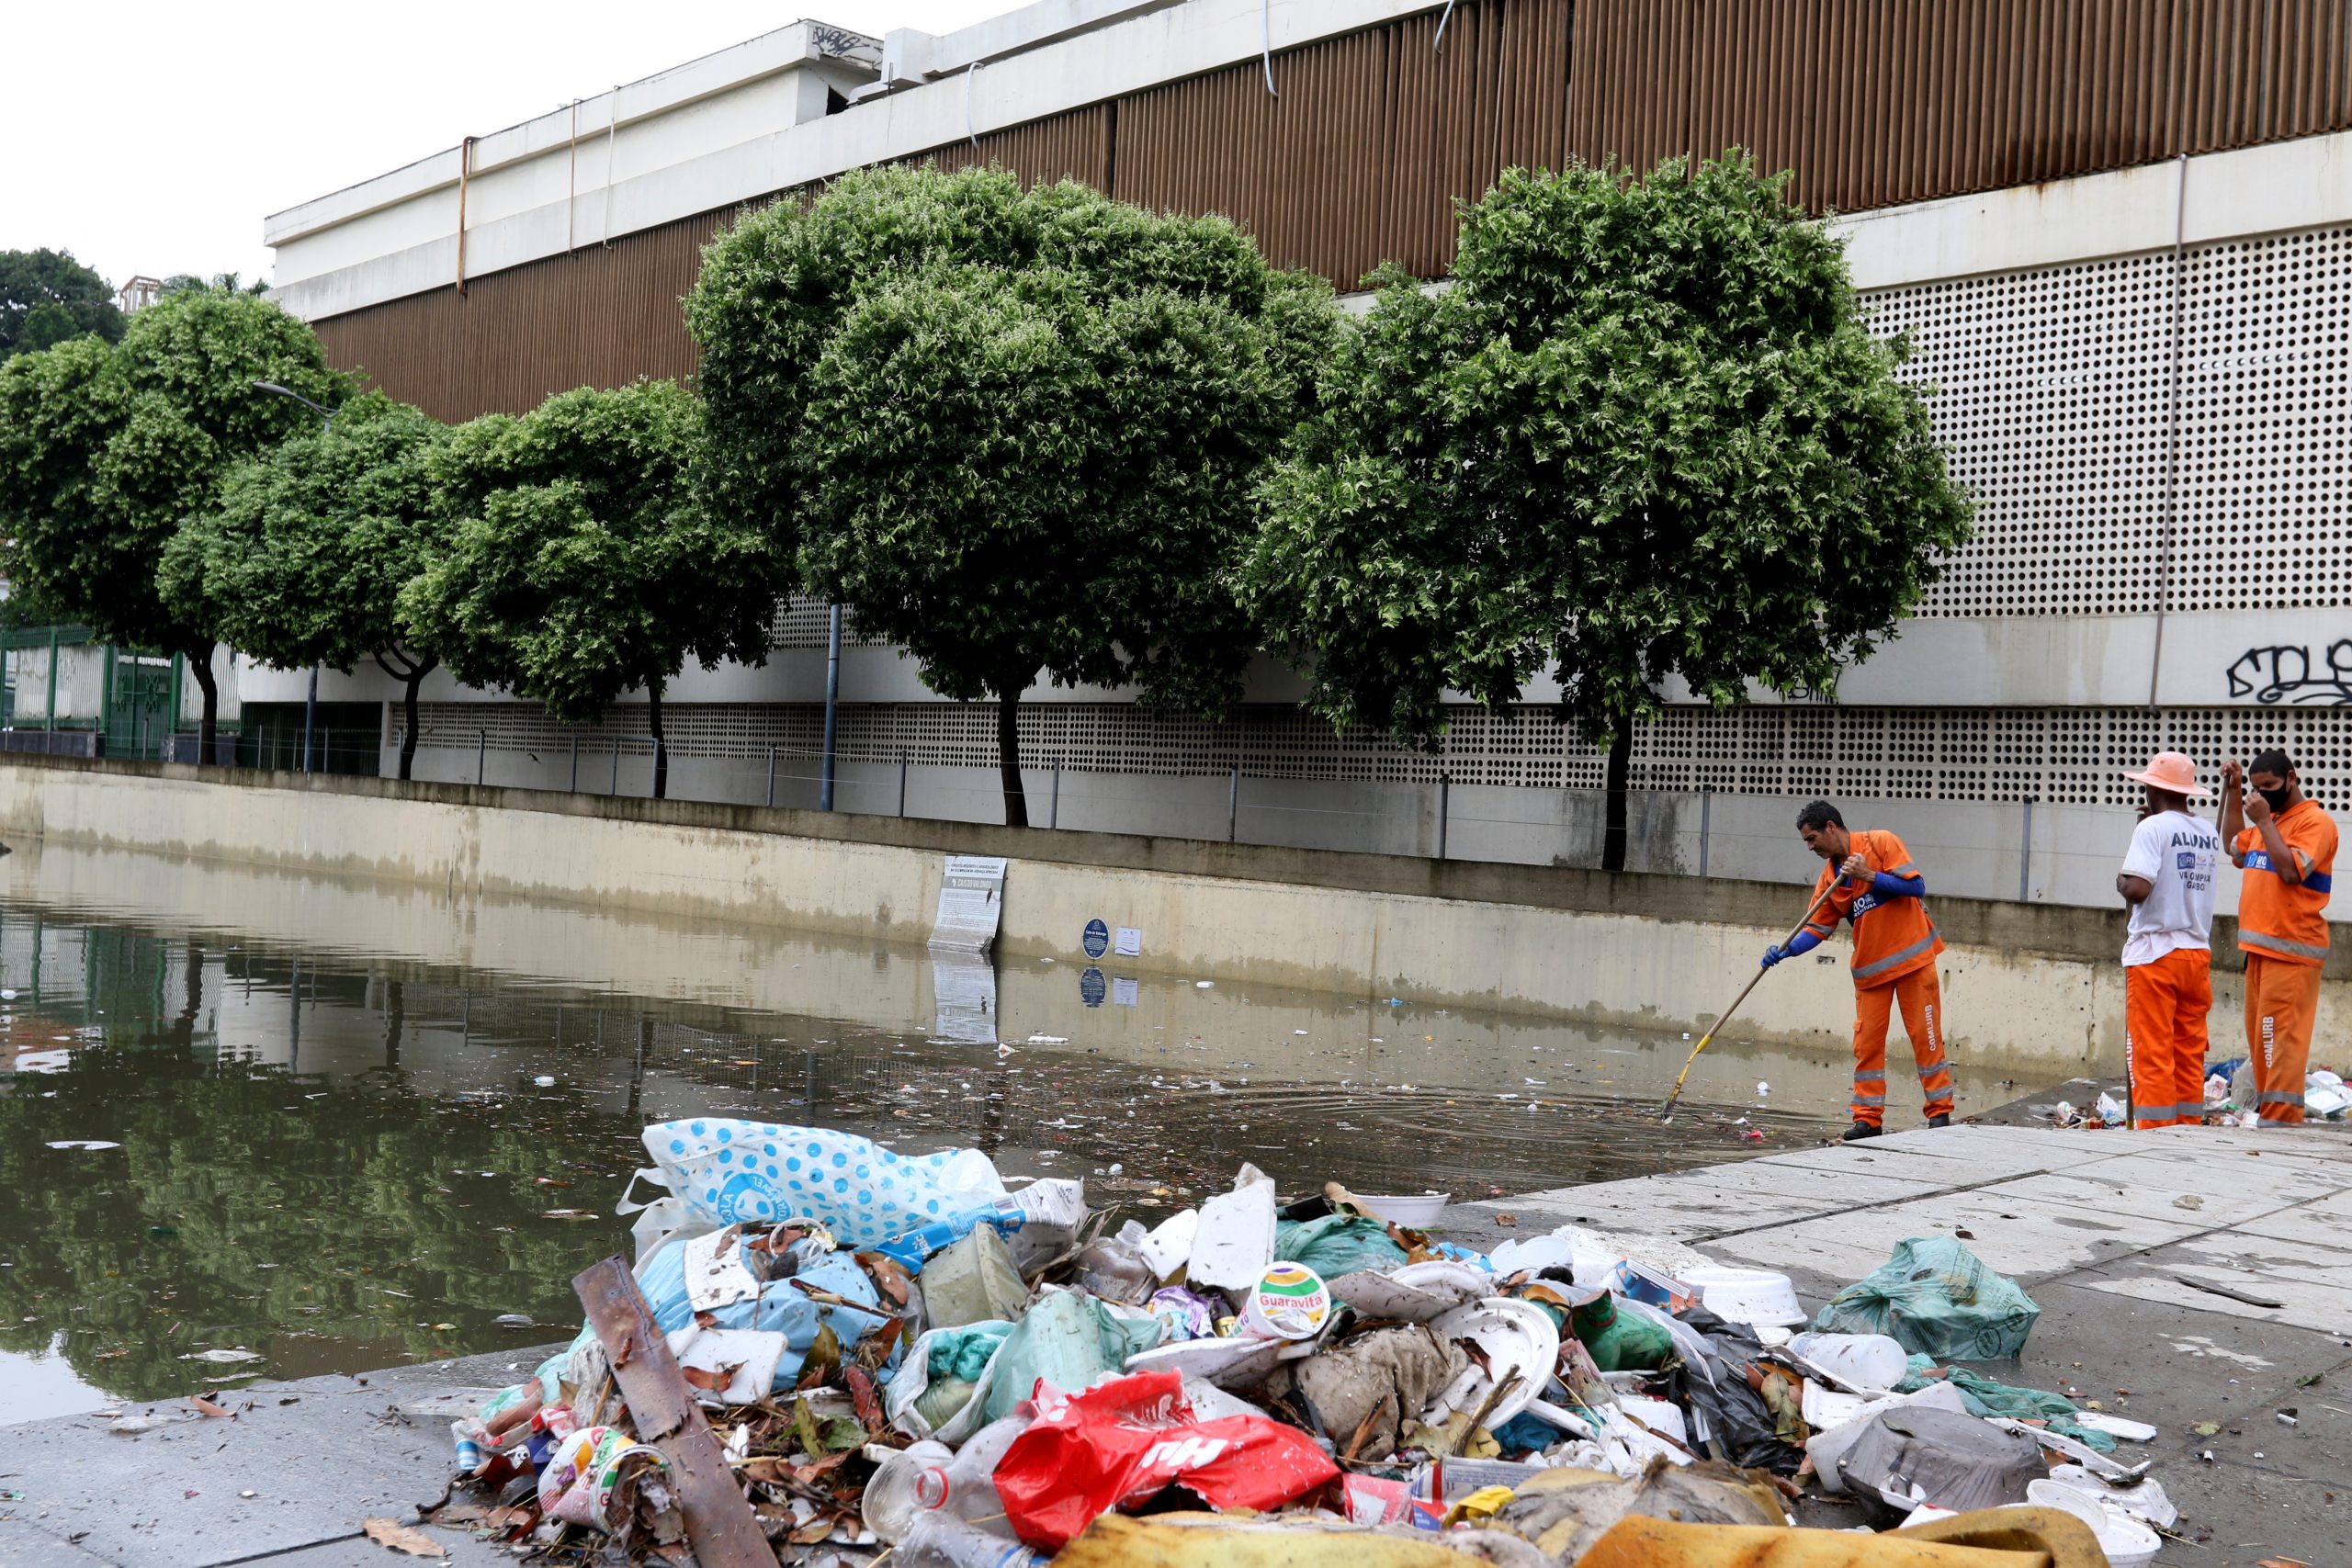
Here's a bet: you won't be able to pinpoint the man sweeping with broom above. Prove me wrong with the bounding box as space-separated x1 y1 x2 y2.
1760 801 1955 1141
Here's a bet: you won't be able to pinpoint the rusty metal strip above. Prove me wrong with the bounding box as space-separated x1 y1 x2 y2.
574 1256 779 1568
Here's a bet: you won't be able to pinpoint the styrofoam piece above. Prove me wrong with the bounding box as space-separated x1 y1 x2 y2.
1188 1165 1278 1293
682 1224 762 1312
1800 1381 1872 1432
2048 1465 2178 1529
1805 1382 1972 1494
1615 1393 1688 1445
1180 1375 1269 1423
1325 1261 1489 1322
1487 1234 1577 1277
1136 1208 1199 1280
667 1324 787 1404
1787 1332 1908 1391
1681 1265 1805 1326
2027 1480 2162 1567
1358 1191 1450 1226
1423 1298 1560 1427
2074 1410 2159 1443
1124 1332 1306 1389
1896 1503 1961 1528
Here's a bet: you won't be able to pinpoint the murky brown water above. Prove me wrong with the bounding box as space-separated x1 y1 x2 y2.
0 840 2045 1422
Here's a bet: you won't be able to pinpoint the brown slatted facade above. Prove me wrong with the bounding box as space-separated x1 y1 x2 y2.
316 0 2352 421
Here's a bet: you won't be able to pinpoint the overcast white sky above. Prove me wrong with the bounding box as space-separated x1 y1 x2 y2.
5 2 1010 293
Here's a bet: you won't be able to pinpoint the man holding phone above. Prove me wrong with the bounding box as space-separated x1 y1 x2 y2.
2220 750 2337 1124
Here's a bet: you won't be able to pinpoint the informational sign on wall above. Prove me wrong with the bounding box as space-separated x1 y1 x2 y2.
1114 926 1142 957
930 855 1010 953
1082 919 1111 959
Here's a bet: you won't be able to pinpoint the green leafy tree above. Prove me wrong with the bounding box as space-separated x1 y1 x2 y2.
159 395 450 779
0 248 124 361
689 164 1338 825
398 380 777 799
1240 155 1973 870
0 289 343 758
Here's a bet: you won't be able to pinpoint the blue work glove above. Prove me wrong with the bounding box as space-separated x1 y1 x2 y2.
1760 944 1785 969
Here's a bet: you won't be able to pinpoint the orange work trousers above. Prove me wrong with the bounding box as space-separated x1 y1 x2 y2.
1852 965 1954 1127
2245 952 2323 1124
2124 946 2211 1127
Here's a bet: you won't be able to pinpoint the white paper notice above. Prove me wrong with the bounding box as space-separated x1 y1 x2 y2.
1114 926 1141 957
929 855 1009 953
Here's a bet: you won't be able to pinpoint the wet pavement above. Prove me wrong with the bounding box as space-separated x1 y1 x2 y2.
0 839 2047 1426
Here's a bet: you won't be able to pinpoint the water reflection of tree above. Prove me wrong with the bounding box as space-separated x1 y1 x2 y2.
0 1045 640 1401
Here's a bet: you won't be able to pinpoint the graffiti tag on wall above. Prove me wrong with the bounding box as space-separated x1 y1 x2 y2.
2226 642 2352 705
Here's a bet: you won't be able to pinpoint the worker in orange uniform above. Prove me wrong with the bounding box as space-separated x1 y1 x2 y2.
1761 801 1953 1142
2220 750 2336 1124
2115 752 2222 1128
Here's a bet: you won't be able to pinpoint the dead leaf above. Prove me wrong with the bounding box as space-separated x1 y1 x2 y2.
795 1325 842 1391
361 1517 447 1559
189 1395 232 1419
846 1366 886 1432
855 1251 914 1307
679 1363 740 1393
1492 1213 1519 1227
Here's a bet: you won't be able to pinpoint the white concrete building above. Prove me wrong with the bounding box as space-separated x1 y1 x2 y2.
195 0 2352 914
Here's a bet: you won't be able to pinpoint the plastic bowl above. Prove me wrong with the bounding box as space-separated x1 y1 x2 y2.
1680 1265 1807 1326
1358 1191 1450 1226
2025 1479 2162 1568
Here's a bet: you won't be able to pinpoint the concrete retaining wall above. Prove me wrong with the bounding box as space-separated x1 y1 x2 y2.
0 755 2335 1077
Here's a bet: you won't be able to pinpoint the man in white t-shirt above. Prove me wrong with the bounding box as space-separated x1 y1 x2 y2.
2116 751 2222 1128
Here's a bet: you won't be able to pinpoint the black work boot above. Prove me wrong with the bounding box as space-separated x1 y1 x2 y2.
1841 1120 1883 1142
1927 1113 1951 1128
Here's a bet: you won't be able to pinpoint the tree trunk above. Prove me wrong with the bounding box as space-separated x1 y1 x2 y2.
183 643 218 764
649 682 668 801
995 682 1029 828
1601 724 1632 873
399 659 435 782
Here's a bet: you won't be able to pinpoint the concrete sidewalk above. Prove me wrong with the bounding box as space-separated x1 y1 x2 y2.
1446 1122 2352 1565
6 1123 2346 1566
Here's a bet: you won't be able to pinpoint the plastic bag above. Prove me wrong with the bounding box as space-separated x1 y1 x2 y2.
1894 1355 2115 1452
993 1371 1339 1550
979 1287 1161 1426
640 1120 1007 1246
1273 1214 1408 1276
1837 1404 2045 1525
630 1238 895 1389
886 1320 1015 1440
1810 1237 2041 1360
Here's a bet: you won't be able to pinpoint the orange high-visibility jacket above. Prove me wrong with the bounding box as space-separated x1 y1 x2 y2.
2235 799 2337 967
1802 828 1943 989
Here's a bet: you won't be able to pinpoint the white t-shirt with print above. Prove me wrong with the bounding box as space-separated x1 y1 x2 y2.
2119 808 2222 966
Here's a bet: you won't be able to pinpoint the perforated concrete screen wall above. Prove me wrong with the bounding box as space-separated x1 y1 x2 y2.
1870 225 2352 618
401 700 2347 815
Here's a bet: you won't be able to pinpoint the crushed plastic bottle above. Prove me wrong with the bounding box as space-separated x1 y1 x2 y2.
864 1440 953 1543
895 1510 1046 1567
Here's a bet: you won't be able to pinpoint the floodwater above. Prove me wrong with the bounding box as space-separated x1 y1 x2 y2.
0 840 2042 1423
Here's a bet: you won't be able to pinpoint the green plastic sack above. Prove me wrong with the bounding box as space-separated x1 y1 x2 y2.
1894 1354 2115 1452
1274 1215 1408 1276
980 1288 1163 1423
1812 1237 2041 1360
928 1322 1012 1384
1569 1294 1672 1371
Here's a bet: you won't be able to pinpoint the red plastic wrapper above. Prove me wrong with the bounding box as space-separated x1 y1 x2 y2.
994 1371 1339 1550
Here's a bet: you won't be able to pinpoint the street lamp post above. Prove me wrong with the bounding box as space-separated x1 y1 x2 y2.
250 381 334 773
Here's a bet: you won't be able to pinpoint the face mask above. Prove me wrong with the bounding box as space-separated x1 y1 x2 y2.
2258 785 2292 814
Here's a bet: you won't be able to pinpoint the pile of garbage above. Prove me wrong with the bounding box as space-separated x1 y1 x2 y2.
435 1119 2172 1566
2046 1058 2351 1128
